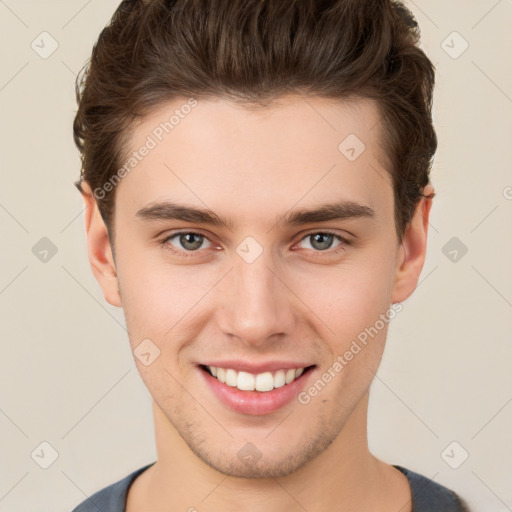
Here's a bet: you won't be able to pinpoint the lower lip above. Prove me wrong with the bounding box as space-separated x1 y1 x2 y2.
199 366 315 416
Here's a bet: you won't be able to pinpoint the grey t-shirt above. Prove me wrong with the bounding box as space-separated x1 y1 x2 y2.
71 462 470 511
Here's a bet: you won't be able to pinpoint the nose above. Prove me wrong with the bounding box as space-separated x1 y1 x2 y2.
216 248 297 348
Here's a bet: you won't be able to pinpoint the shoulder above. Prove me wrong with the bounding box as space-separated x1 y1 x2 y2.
393 465 470 512
70 462 156 512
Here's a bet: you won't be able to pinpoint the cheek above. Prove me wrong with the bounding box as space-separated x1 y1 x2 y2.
296 254 396 339
116 249 217 342
302 264 395 400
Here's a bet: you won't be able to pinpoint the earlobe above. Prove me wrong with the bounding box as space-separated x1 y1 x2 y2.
391 184 434 304
79 182 122 307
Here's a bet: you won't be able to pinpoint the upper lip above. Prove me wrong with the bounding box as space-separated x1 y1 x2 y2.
200 360 315 374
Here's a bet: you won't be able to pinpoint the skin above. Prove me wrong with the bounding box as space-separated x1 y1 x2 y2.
80 94 434 512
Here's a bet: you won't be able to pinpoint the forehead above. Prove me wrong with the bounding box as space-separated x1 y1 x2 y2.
115 95 393 228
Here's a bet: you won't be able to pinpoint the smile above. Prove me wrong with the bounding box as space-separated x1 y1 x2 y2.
198 364 316 415
202 365 309 392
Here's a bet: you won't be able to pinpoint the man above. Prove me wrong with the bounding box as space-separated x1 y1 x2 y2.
71 0 470 510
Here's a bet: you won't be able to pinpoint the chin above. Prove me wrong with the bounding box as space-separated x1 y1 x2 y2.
186 427 338 479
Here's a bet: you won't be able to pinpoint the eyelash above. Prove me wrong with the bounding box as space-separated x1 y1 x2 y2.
158 230 352 258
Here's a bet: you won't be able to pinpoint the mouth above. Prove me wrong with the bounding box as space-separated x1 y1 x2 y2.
198 363 317 416
199 364 316 392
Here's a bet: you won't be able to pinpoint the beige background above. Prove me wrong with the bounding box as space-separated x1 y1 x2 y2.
0 1 511 511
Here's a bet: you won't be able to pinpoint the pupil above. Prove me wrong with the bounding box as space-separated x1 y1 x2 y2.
182 233 202 250
312 233 332 251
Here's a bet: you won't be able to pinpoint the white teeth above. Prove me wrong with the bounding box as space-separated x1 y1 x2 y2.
225 369 237 387
285 369 296 384
274 369 286 388
255 372 274 392
216 367 226 384
237 371 255 391
206 365 308 392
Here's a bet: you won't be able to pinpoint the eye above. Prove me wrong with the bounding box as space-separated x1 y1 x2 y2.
159 229 351 259
161 231 213 256
296 230 350 253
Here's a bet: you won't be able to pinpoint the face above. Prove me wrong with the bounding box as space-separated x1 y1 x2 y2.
83 95 432 479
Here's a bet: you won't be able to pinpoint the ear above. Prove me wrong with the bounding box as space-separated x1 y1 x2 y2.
79 181 122 307
391 183 435 304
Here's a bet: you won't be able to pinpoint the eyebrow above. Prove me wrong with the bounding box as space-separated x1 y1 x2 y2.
135 200 375 230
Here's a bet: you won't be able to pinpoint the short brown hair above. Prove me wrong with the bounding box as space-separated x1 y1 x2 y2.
73 0 437 242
